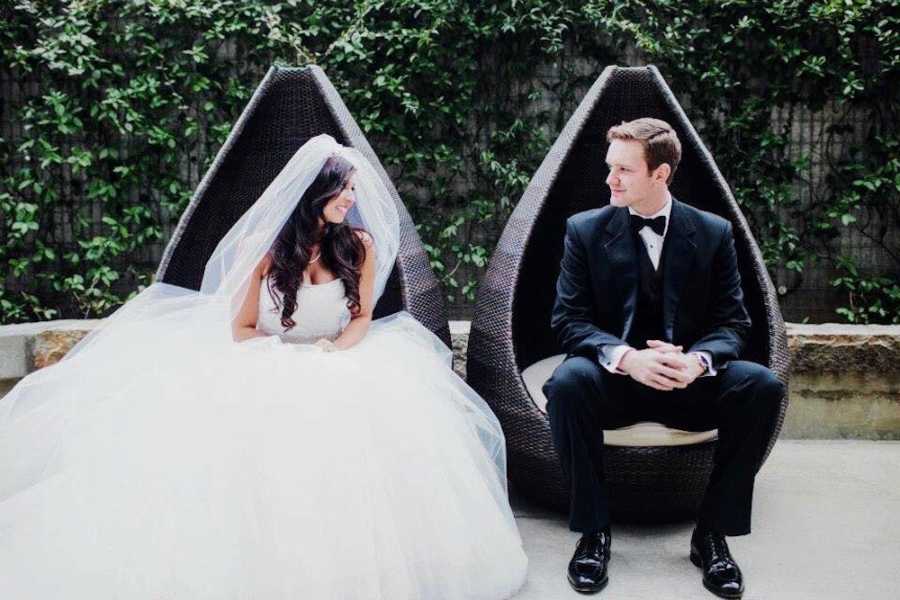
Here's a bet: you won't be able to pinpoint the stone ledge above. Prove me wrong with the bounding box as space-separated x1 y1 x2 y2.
786 323 900 375
784 324 900 439
0 319 102 379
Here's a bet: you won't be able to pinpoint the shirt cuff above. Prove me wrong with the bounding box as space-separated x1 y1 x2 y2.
599 344 633 374
693 351 717 377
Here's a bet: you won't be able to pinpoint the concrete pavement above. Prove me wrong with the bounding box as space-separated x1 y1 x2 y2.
510 440 900 600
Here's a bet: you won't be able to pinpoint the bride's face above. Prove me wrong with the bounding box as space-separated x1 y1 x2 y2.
321 176 357 224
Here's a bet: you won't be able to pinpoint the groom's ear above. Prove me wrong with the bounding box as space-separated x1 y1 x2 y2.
651 162 672 186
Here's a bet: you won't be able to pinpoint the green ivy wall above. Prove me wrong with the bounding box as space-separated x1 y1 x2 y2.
1 0 897 324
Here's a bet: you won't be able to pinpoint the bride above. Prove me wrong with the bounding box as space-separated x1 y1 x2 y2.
0 135 527 599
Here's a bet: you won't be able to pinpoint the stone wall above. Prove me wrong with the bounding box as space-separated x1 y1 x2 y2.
2 319 899 440
784 324 900 439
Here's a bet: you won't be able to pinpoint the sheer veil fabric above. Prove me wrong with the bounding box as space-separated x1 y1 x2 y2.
0 135 526 599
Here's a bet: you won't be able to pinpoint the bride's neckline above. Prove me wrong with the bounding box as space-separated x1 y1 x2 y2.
263 274 341 288
302 277 341 287
301 267 340 287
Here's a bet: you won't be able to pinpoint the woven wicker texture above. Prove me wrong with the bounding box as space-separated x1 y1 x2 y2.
468 66 791 521
156 66 449 345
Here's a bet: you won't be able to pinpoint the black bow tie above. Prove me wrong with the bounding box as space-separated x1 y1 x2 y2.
630 214 666 236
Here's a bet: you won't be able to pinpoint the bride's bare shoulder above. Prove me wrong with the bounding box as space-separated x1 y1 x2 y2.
257 253 274 278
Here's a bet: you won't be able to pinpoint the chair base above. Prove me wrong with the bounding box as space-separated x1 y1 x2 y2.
513 439 717 523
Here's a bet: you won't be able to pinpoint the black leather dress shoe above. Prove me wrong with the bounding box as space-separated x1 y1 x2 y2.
690 527 744 599
567 528 611 594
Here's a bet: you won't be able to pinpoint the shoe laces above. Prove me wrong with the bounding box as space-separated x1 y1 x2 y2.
700 530 734 566
575 531 609 561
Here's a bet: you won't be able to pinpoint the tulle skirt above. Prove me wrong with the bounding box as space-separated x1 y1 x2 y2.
0 298 526 599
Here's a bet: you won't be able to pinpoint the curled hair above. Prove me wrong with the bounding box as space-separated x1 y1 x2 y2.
607 117 682 184
267 154 367 331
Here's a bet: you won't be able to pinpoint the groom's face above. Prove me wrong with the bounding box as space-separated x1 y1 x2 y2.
605 139 665 208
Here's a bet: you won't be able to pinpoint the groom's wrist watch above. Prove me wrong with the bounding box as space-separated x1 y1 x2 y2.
692 352 710 375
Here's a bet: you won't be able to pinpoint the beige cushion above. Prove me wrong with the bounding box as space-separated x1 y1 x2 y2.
522 354 717 447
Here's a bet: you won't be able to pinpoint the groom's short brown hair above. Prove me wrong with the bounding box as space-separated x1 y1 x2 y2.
607 118 681 184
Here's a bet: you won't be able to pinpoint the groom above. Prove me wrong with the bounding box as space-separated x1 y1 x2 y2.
543 118 784 598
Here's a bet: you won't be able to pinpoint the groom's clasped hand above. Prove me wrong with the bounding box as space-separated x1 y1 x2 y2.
619 339 705 391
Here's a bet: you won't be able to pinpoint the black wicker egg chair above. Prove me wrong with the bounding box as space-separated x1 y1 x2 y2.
156 65 449 345
467 65 790 522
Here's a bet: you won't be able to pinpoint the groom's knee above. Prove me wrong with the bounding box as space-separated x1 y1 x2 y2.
543 356 603 416
722 361 785 418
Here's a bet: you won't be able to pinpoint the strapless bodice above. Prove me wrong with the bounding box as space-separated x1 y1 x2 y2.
256 277 351 343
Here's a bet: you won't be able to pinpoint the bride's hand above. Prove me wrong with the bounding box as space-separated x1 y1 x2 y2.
313 338 338 352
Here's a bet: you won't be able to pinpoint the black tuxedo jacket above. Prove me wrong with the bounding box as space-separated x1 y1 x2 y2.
550 198 752 372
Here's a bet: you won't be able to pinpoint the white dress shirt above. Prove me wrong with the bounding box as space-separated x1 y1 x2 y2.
632 193 672 269
600 193 716 377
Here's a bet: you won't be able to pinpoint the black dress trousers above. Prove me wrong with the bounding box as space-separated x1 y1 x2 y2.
543 356 784 536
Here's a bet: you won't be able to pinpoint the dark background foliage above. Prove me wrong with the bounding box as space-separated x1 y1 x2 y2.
1 0 897 324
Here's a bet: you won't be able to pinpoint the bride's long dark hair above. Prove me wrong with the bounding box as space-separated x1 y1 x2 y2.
267 154 367 331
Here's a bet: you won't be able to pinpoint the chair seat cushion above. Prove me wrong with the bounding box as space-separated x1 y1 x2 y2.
522 354 717 447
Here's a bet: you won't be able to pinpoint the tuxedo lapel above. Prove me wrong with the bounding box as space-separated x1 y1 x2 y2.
603 208 639 341
661 199 697 340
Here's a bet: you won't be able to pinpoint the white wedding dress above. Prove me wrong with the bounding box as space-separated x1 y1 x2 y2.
0 277 527 599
